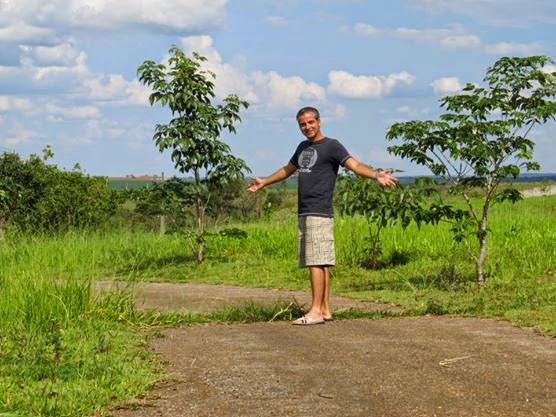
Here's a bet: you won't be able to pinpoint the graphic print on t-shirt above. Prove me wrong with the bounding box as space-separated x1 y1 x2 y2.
298 147 318 173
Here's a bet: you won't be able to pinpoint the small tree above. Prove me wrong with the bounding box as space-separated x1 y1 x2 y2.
336 174 439 269
386 55 556 284
137 46 250 262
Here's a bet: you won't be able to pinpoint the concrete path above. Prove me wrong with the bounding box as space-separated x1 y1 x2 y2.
99 281 556 417
112 316 556 417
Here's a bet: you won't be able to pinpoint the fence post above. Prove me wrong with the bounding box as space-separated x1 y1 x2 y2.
159 215 166 235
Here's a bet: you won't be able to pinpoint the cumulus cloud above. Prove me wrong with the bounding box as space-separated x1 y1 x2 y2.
0 95 32 112
0 123 41 146
264 16 288 26
395 26 481 48
79 74 151 106
180 35 328 114
412 0 556 27
327 70 415 99
46 102 101 119
430 77 463 95
0 0 228 34
180 35 258 102
84 119 125 141
0 21 59 44
253 71 327 109
20 42 83 67
484 41 544 55
353 23 382 36
349 22 483 49
349 21 546 54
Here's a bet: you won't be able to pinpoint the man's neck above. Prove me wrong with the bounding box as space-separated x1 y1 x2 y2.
308 133 325 142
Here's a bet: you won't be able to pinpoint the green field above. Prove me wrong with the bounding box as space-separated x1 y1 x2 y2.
0 193 554 416
106 178 163 190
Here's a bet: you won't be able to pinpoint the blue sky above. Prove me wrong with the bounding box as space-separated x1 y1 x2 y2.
1 0 555 177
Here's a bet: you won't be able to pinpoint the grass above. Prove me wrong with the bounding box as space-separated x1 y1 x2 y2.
0 193 554 416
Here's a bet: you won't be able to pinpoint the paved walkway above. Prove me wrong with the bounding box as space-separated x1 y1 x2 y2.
97 281 556 417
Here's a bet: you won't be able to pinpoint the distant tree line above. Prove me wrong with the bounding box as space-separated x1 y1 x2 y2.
0 148 283 236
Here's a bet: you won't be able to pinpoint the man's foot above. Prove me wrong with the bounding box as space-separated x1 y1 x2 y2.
292 316 325 325
321 309 333 321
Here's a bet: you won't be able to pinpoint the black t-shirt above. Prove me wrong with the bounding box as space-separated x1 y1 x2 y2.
290 137 350 217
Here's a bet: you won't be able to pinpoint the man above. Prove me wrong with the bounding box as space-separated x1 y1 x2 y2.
247 106 397 325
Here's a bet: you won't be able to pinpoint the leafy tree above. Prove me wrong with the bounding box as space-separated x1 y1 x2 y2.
137 46 250 262
386 56 556 284
336 174 439 269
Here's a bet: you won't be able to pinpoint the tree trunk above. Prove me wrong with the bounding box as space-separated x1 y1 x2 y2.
476 234 487 286
194 169 205 263
476 196 491 286
195 196 205 263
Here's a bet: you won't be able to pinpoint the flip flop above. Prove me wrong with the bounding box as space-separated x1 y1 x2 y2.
323 316 334 322
292 316 325 325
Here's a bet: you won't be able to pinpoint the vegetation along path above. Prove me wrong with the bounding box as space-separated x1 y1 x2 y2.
106 281 556 417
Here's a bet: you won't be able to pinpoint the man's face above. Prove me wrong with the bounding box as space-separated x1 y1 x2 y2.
297 112 321 141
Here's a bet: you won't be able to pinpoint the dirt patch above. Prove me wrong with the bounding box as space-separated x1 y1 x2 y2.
521 184 556 197
111 316 556 417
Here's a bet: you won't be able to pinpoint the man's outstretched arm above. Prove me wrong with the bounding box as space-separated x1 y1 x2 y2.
344 157 398 186
247 162 298 192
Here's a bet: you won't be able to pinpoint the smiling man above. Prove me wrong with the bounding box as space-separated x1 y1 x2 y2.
247 106 397 325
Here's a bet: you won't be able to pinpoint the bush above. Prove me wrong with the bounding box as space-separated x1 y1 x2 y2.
0 151 117 233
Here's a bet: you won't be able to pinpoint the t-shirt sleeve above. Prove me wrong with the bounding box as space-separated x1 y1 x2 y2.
332 140 351 166
290 143 303 168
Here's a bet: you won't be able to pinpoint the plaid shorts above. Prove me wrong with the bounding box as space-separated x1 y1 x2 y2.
298 216 335 267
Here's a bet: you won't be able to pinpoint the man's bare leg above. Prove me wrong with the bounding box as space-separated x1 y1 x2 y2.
321 267 332 319
304 266 325 321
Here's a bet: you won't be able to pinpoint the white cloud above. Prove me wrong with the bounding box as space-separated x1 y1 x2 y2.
79 73 150 106
354 147 400 167
349 22 482 49
353 23 381 36
84 119 125 141
395 26 481 49
0 123 41 146
20 41 83 67
440 34 481 49
124 79 151 106
484 42 544 55
264 16 288 26
180 35 259 103
327 70 415 99
412 0 556 27
0 21 58 44
396 105 412 114
253 70 327 109
46 102 101 119
0 0 228 34
31 49 89 82
430 77 463 95
0 95 32 112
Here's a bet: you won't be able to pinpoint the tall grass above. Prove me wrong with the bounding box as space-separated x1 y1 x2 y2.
0 194 554 415
0 260 160 416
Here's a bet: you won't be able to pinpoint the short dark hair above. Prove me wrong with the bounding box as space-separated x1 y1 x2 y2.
296 106 320 120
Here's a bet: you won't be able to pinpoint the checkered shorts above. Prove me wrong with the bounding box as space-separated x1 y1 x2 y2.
298 216 335 267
